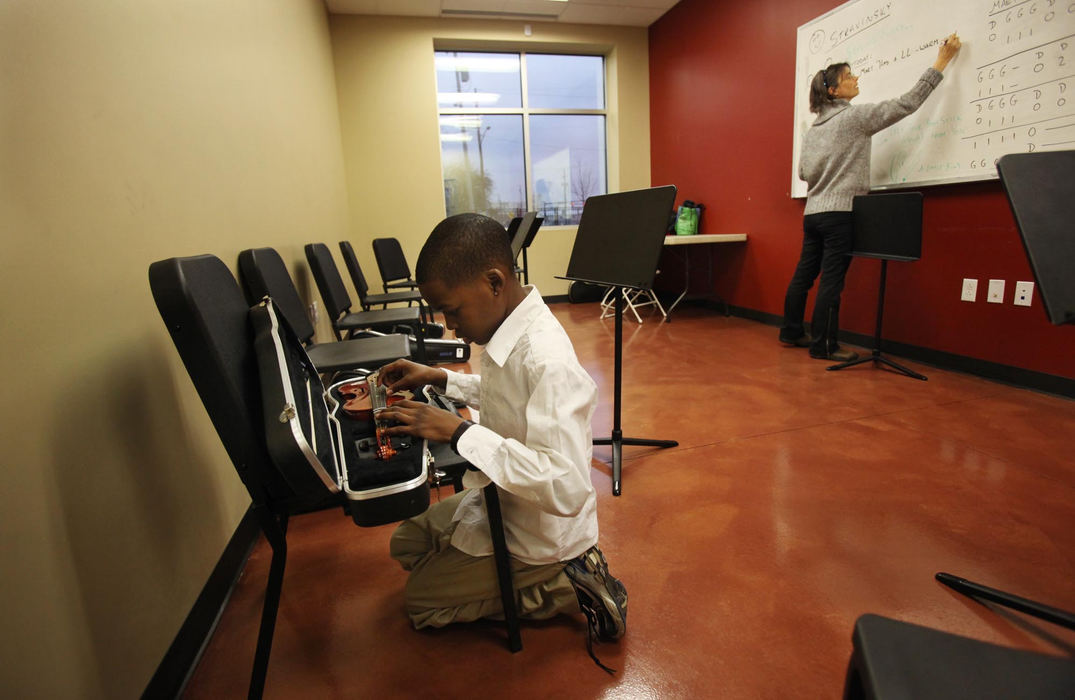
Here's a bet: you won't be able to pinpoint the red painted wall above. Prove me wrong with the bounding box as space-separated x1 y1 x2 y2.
649 0 1074 380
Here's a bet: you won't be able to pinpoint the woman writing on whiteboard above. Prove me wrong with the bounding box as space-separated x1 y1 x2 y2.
780 33 962 361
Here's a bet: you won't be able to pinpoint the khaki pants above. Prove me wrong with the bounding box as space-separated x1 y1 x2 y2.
389 491 580 629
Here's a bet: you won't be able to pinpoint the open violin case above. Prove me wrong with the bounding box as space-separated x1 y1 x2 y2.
251 296 458 526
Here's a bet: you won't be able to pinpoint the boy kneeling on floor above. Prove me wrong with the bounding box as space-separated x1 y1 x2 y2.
377 213 626 671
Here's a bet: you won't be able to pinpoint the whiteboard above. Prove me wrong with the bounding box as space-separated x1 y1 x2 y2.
792 0 1075 197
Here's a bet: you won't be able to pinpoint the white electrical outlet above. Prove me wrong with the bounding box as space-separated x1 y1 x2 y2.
987 279 1005 304
309 300 320 324
1014 280 1034 307
961 278 978 302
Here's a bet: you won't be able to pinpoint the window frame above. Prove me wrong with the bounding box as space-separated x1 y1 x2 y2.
435 49 608 226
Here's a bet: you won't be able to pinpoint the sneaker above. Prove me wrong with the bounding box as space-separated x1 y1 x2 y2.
810 347 859 362
779 332 812 347
564 545 627 673
565 545 627 640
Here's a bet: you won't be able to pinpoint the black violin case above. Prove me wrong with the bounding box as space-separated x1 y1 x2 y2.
251 297 459 526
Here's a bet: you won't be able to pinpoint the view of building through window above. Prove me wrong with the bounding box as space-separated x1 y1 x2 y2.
436 51 607 226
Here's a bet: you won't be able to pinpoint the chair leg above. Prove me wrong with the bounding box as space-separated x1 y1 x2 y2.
482 484 522 652
248 506 289 700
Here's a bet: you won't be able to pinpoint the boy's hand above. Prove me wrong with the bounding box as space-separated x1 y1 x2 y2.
378 400 463 444
378 359 447 394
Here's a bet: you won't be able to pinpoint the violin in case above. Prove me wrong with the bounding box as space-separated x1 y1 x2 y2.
251 297 463 526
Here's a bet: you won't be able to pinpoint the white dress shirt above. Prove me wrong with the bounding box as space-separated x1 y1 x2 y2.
441 286 599 565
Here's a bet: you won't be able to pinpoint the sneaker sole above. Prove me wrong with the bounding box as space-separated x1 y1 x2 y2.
565 548 627 641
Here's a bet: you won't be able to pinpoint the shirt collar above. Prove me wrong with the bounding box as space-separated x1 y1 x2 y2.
483 286 542 367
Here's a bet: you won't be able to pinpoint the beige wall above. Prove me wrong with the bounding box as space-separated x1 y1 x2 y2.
0 6 652 697
0 0 350 696
329 15 652 297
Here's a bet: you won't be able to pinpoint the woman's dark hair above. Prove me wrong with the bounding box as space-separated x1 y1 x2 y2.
416 213 514 287
808 62 850 113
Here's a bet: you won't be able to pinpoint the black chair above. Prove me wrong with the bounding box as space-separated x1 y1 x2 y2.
509 212 541 284
844 614 1075 699
149 254 521 698
338 240 423 311
149 254 338 698
372 237 419 293
504 216 523 247
304 243 425 343
237 247 411 374
509 212 536 263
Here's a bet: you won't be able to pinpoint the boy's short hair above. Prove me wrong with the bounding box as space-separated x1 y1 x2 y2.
416 213 515 288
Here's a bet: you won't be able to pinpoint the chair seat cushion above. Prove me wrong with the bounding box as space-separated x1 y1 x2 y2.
336 306 421 332
305 334 410 372
364 289 422 306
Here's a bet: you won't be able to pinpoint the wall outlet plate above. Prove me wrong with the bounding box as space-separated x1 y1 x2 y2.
987 279 1005 304
1014 280 1034 307
961 278 978 302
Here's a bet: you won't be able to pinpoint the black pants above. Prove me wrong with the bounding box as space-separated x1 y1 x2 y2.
780 212 854 356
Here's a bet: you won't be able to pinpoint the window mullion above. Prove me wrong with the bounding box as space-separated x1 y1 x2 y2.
520 51 535 217
438 108 523 115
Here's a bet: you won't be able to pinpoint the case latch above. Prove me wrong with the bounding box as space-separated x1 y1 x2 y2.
278 404 297 423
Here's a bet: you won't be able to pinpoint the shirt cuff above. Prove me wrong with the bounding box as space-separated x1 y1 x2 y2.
442 369 471 404
450 420 475 454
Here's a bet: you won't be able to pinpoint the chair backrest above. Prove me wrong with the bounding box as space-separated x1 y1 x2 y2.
522 216 544 250
504 217 523 248
338 240 371 304
510 211 537 261
148 254 297 507
304 243 353 322
237 247 316 345
372 237 413 285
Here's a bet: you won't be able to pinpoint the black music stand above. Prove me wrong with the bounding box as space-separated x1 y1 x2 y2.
829 192 927 380
998 150 1075 326
559 186 679 496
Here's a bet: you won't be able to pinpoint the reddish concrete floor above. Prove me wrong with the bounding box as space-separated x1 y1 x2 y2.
183 304 1075 699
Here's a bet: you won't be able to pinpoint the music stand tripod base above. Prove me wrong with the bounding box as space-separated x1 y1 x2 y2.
827 257 926 381
593 433 679 496
593 287 678 495
828 350 927 380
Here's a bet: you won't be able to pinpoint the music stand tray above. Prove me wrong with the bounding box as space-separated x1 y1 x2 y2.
559 185 679 496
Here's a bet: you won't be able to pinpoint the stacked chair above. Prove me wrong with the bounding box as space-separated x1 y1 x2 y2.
338 240 422 311
238 247 410 374
371 237 419 293
308 242 472 365
304 243 428 343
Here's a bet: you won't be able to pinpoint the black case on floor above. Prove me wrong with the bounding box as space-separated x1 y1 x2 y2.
252 297 452 526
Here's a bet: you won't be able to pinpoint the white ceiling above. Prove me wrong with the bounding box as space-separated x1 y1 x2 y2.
325 0 681 27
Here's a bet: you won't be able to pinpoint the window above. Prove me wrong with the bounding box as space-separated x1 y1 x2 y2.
436 51 607 226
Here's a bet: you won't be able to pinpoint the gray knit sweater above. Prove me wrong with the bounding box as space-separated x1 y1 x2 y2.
799 68 944 215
